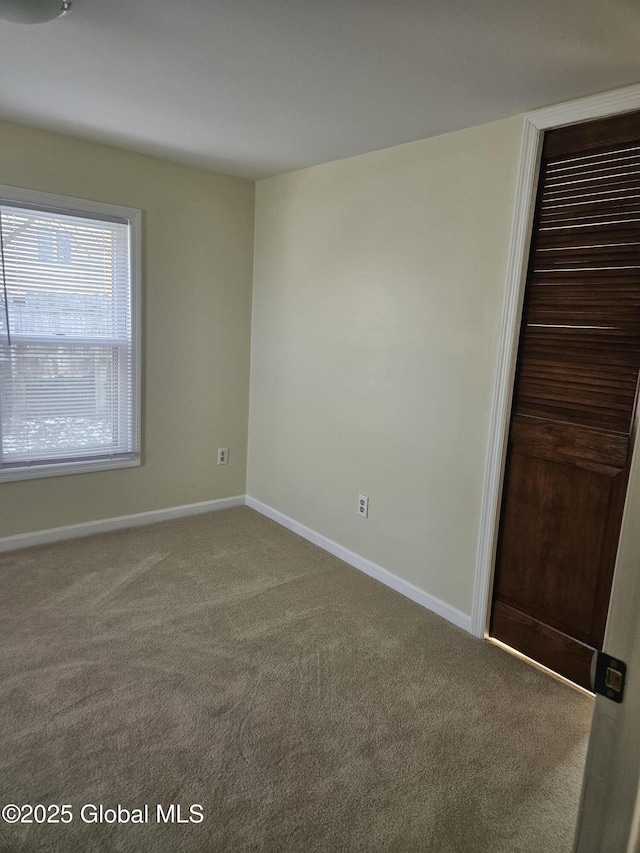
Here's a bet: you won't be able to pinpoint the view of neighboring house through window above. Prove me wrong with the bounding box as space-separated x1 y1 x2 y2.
0 190 140 481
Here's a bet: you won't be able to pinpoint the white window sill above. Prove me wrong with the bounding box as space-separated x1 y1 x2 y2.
0 455 140 483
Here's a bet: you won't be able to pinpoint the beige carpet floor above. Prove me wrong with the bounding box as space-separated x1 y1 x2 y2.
0 507 592 853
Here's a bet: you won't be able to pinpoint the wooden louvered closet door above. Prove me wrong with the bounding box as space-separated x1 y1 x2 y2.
491 112 640 690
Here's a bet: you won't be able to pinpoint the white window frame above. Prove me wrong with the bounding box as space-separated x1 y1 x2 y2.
0 185 142 482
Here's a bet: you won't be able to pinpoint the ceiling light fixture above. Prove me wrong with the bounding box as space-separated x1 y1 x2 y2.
0 0 71 24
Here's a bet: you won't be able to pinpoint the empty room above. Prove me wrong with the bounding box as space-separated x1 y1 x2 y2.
1 1 640 851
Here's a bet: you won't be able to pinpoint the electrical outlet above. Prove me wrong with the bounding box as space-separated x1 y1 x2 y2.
358 495 369 518
217 447 229 465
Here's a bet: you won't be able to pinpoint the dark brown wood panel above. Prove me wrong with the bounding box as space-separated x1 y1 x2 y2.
492 601 594 689
510 415 629 469
496 450 623 641
542 113 640 156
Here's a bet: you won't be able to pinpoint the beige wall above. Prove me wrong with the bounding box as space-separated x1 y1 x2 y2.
0 120 254 536
248 117 523 615
1 113 525 617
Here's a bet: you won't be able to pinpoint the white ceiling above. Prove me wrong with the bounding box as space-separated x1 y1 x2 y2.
1 0 640 180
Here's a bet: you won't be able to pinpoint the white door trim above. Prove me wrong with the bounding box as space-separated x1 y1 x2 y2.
470 81 640 853
470 116 542 638
471 81 640 639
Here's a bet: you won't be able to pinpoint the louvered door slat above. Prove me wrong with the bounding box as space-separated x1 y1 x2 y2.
534 244 640 266
518 377 635 409
539 203 640 226
546 146 640 170
531 267 640 281
520 329 640 366
545 160 640 184
527 281 640 299
536 225 640 250
527 308 640 327
515 358 638 386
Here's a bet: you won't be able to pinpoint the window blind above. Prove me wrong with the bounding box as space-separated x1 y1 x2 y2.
0 202 136 472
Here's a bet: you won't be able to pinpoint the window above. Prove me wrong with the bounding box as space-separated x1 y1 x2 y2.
0 186 141 481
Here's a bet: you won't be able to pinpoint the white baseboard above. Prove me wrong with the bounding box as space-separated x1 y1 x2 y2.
2 492 473 636
245 495 472 634
0 495 246 553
